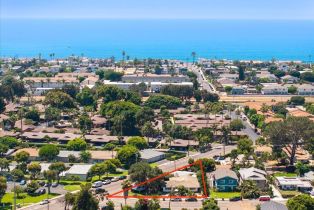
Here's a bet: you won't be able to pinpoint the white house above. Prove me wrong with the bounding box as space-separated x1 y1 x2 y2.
239 167 268 190
262 85 288 95
297 84 314 95
275 177 313 192
281 75 300 84
122 73 189 83
140 149 165 163
63 164 93 181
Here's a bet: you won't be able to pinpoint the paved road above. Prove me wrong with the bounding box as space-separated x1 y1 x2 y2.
229 111 260 144
189 65 216 93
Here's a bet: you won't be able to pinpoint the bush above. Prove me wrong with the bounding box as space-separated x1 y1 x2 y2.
145 94 182 109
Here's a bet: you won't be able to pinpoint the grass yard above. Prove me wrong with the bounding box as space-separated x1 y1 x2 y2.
1 193 59 207
279 190 301 198
210 190 241 199
63 185 81 191
149 162 158 168
91 170 128 182
273 172 297 177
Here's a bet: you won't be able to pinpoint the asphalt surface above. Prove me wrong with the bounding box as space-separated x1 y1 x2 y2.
190 65 216 93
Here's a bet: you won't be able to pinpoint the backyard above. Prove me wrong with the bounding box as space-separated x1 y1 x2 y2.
210 190 241 199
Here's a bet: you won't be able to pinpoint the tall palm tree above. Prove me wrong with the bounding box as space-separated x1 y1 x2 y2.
121 180 132 205
191 52 196 64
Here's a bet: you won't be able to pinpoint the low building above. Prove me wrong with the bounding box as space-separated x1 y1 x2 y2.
208 168 238 192
163 174 200 193
281 75 300 84
275 177 313 192
11 148 39 161
262 85 288 95
63 164 93 181
239 167 268 190
231 87 245 95
140 149 165 163
297 84 314 95
122 73 189 83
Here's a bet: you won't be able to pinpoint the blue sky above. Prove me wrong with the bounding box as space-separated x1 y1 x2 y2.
1 0 314 20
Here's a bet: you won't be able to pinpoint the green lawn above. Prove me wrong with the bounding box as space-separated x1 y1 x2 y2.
91 170 128 182
210 190 241 199
1 193 59 207
63 185 81 192
273 172 297 177
279 190 301 198
149 162 158 168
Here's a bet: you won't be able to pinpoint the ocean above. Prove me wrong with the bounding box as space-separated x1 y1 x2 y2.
0 19 313 61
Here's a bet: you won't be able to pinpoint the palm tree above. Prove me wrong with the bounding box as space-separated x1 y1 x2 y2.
43 170 57 196
121 180 132 205
221 126 231 156
191 52 196 64
64 192 76 210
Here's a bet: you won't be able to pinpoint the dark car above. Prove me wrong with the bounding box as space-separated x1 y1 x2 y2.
170 198 182 202
185 197 197 202
95 188 107 194
119 176 127 180
44 183 51 187
230 196 242 202
38 181 45 186
51 183 58 188
34 188 46 195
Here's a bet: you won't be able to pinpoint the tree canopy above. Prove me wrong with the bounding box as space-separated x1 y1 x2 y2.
145 94 182 109
39 144 59 161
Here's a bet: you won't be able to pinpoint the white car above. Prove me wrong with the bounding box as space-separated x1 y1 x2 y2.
92 181 103 188
39 199 49 205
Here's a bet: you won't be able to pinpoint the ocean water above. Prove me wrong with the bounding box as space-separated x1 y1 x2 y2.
0 19 314 61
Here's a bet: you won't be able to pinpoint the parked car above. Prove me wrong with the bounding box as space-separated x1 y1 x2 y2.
92 181 103 188
95 188 107 194
38 181 45 186
103 180 111 185
131 186 146 193
170 198 182 202
230 196 242 202
44 183 51 187
119 176 127 180
51 183 58 188
185 197 197 202
259 196 271 201
111 177 119 182
20 180 26 185
39 199 50 205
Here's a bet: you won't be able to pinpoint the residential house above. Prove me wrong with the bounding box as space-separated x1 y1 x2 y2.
63 164 93 180
275 177 313 192
239 167 268 190
163 173 200 193
297 84 314 95
257 73 277 83
231 87 245 95
140 149 165 163
122 73 189 83
208 168 238 192
261 85 288 95
281 75 300 84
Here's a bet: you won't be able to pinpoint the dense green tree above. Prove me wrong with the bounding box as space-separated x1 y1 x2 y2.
145 94 182 109
129 82 147 96
301 72 314 82
287 194 314 210
265 117 314 165
288 86 298 94
78 114 93 134
290 96 305 105
0 136 19 148
238 65 245 80
27 162 41 180
67 138 88 151
0 97 5 114
49 162 66 183
100 101 140 118
24 108 40 122
25 181 39 195
0 176 7 203
289 70 301 78
135 106 155 127
237 138 254 154
229 119 245 131
103 70 123 81
0 144 8 156
295 161 310 176
127 136 148 150
80 151 91 163
274 70 285 78
134 198 160 210
15 151 30 172
198 158 216 172
89 163 106 180
116 145 140 168
201 198 220 210
39 144 59 161
44 106 61 122
43 170 57 194
111 110 139 135
0 76 26 101
62 84 80 98
160 85 194 99
0 158 10 171
44 90 76 109
11 168 24 181
96 85 124 102
240 180 261 199
141 122 157 142
76 87 95 106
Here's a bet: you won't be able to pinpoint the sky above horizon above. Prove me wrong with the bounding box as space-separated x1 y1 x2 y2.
1 0 314 20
